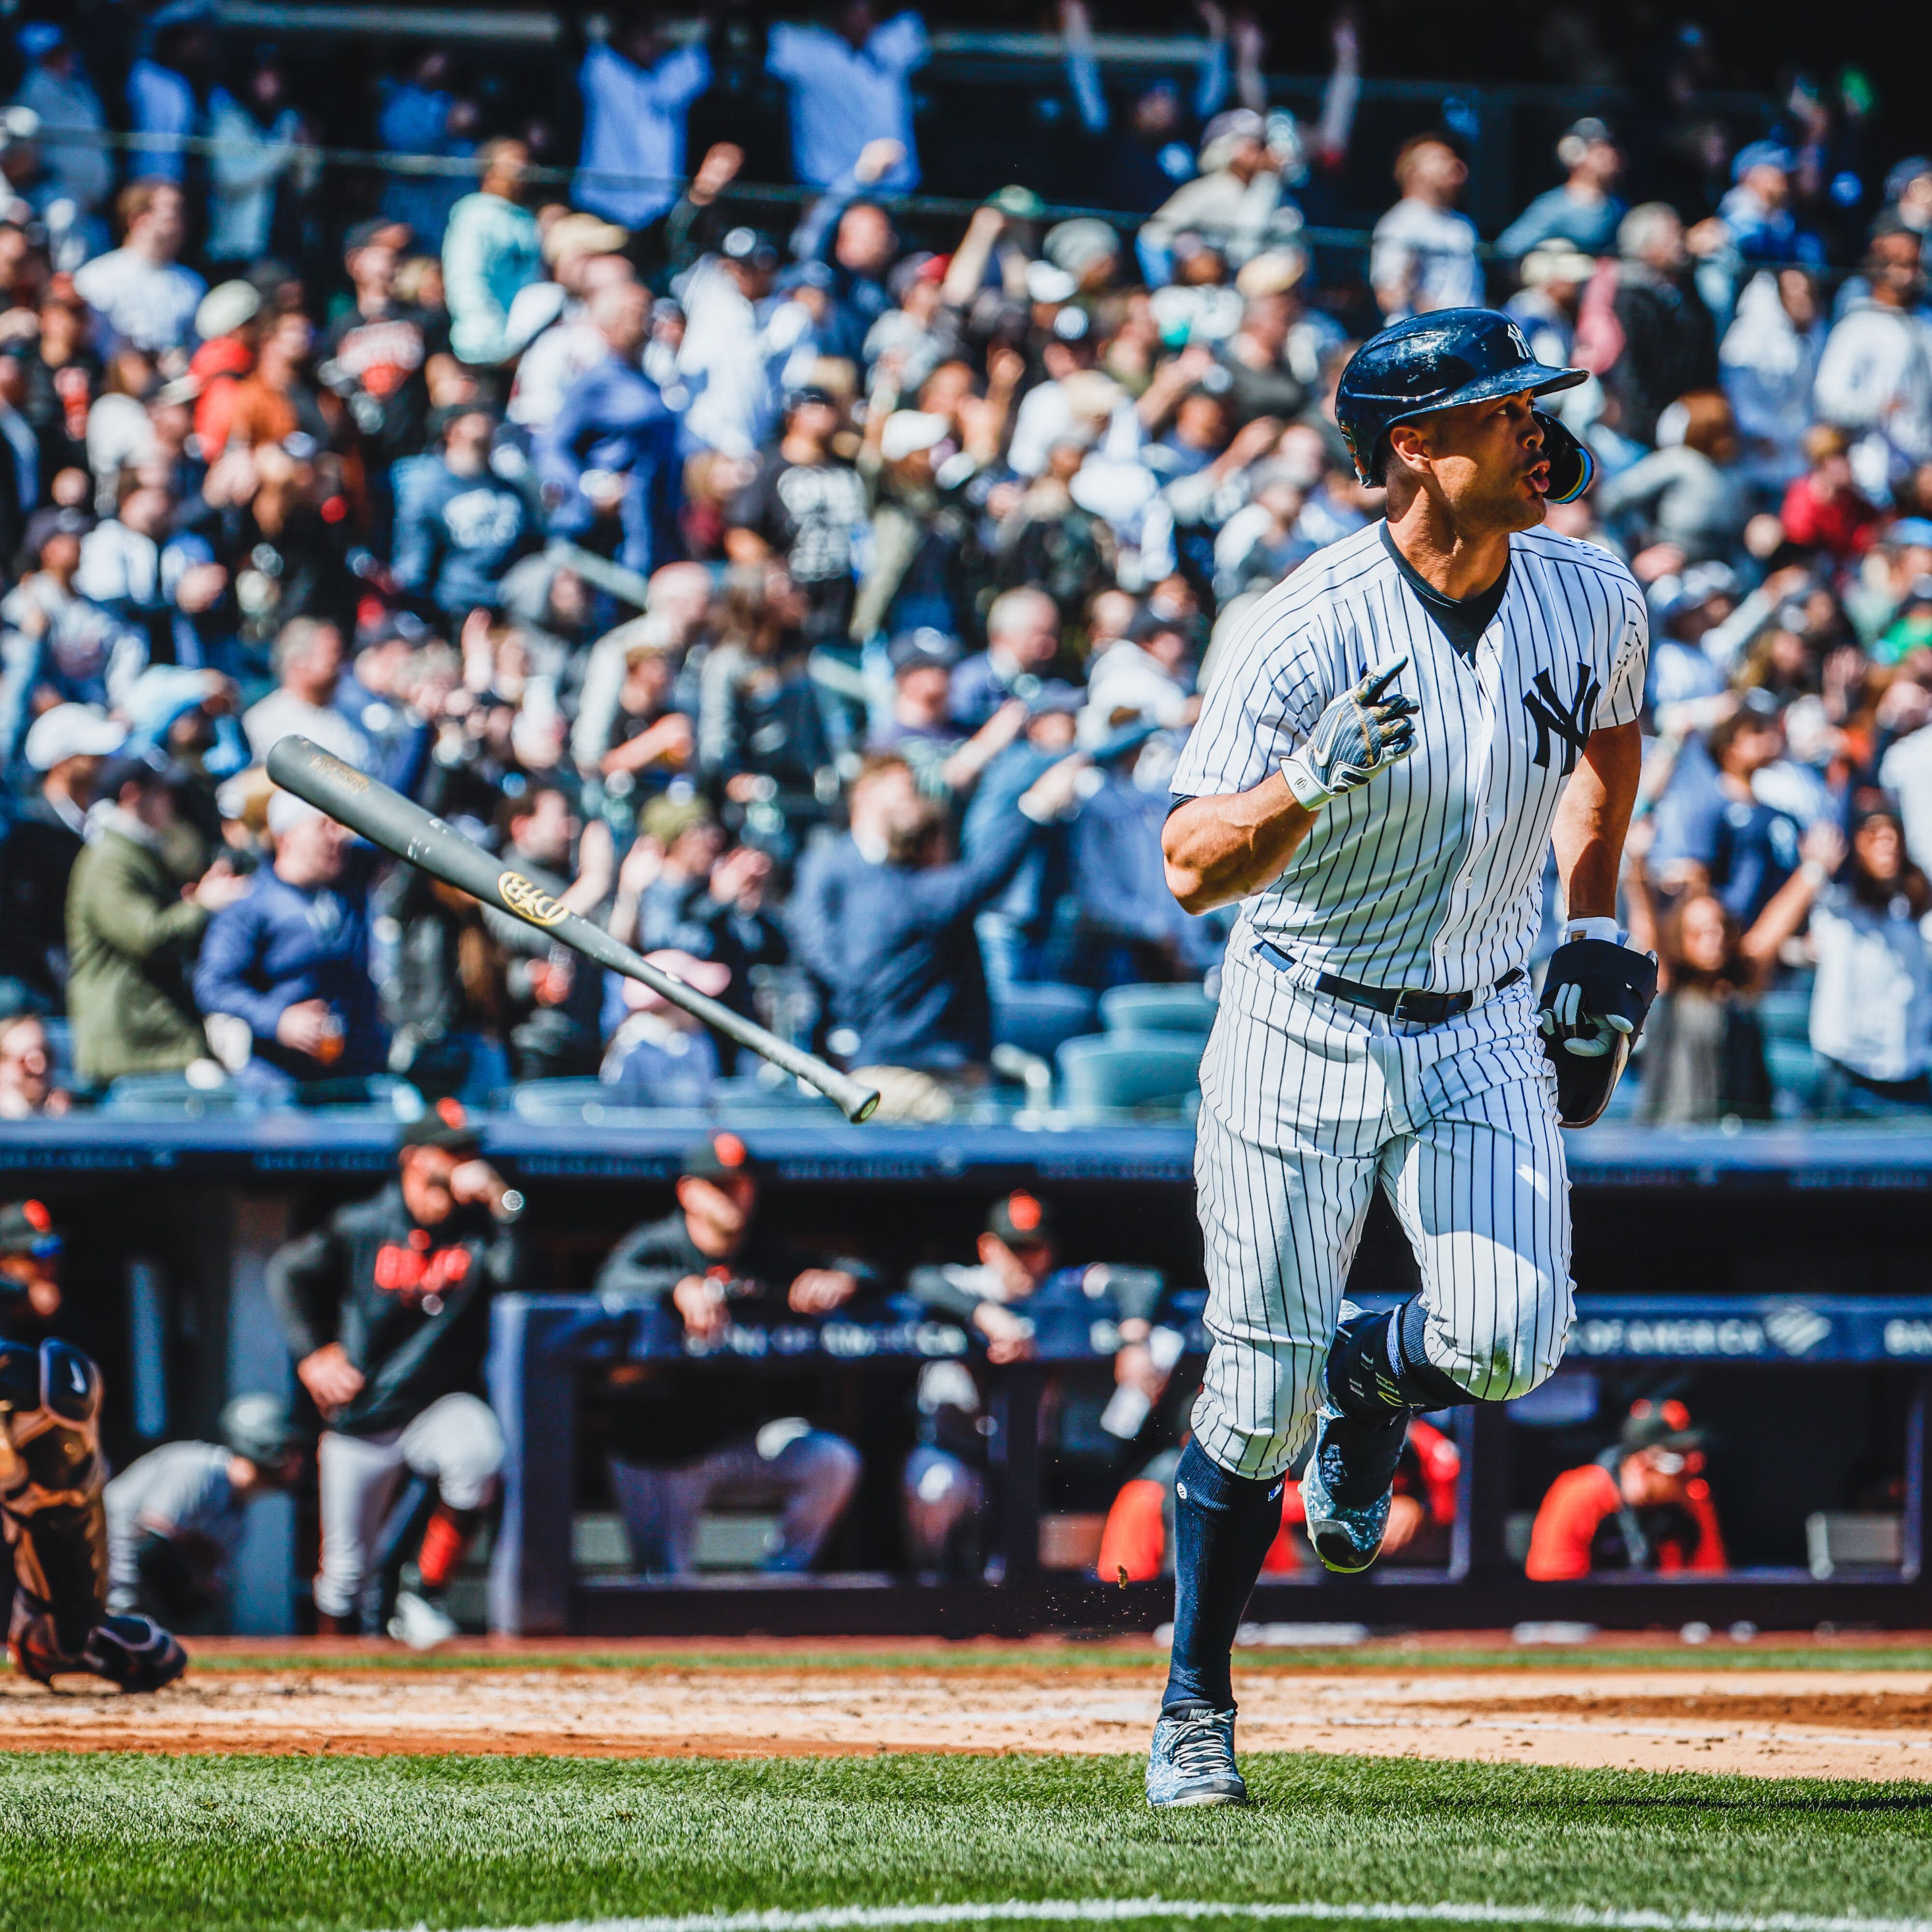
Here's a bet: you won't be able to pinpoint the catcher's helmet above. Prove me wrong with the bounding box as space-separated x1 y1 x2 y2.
1335 307 1586 486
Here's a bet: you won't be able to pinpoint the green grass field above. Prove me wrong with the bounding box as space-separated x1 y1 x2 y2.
0 1750 1928 1932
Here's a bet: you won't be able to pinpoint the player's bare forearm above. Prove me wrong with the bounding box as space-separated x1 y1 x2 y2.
1551 720 1641 922
1163 774 1318 913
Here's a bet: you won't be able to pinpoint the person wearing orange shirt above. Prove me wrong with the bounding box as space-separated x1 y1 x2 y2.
1524 1397 1726 1580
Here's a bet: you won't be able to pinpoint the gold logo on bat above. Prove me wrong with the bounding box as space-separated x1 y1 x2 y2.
498 872 568 926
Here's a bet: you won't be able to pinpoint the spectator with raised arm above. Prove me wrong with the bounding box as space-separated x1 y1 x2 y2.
765 3 928 192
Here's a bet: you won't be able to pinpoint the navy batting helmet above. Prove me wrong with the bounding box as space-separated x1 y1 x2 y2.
1335 308 1586 487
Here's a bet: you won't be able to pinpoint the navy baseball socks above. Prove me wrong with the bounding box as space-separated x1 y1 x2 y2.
1303 1298 1472 1573
1150 1439 1283 1806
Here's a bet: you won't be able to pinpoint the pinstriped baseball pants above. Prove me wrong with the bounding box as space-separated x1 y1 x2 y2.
1190 932 1574 1482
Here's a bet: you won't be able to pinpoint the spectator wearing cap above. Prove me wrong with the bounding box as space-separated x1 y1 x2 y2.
1370 133 1481 322
1503 241 1595 372
0 702 122 1009
12 26 112 257
0 511 142 764
1525 1399 1725 1579
1815 227 1932 496
598 947 728 1105
1139 108 1302 284
193 793 381 1086
674 218 787 462
71 181 205 361
725 385 868 643
1716 142 1819 277
504 219 635 438
538 278 682 578
787 747 1085 1115
765 3 927 192
64 746 249 1087
869 628 1028 805
1211 251 1318 428
573 8 711 232
1083 607 1197 739
242 618 371 771
594 1131 870 1576
265 1099 524 1641
0 1197 63 1335
0 1013 70 1120
325 219 437 494
901 1190 1183 1574
441 140 543 368
1720 268 1826 492
391 403 536 628
187 279 262 460
1495 118 1626 260
1609 203 1721 449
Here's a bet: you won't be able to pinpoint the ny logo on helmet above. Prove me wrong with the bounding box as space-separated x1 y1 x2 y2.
1505 321 1533 362
1522 661 1601 776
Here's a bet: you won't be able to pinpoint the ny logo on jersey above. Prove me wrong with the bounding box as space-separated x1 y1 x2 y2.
1521 661 1602 776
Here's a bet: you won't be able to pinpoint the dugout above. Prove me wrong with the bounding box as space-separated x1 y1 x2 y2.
5 1110 1932 1634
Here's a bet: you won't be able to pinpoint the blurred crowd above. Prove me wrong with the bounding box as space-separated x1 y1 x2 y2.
5 3 1932 1125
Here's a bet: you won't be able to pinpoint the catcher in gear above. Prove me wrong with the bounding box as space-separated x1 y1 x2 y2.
0 1201 187 1693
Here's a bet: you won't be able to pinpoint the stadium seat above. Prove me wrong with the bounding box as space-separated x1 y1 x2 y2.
1757 983 1822 1115
1057 1031 1204 1120
1098 984 1218 1039
993 982 1099 1059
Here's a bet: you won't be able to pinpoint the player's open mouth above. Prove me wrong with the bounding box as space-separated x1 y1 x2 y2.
1526 459 1552 495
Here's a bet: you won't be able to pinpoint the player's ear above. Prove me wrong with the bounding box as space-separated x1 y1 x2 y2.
1384 421 1429 479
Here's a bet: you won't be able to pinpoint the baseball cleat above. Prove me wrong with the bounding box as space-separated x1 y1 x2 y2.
1146 1705 1249 1807
387 1589 459 1650
13 1612 187 1693
1299 1396 1404 1573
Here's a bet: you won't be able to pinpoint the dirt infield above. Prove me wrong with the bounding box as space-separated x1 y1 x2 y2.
6 1643 1932 1779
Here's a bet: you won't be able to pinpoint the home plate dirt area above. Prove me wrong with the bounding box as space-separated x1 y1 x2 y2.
7 1638 1932 1780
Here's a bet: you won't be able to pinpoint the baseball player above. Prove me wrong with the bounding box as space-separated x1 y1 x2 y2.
1149 309 1654 1806
0 1201 186 1692
266 1099 524 1645
104 1395 303 1625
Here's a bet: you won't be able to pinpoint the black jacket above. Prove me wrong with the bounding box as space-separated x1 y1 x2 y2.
265 1182 522 1435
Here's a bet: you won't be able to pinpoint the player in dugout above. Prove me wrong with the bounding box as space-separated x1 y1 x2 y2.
900 1191 1189 1576
266 1099 526 1647
592 1131 872 1577
0 1200 187 1691
104 1395 305 1628
1524 1396 1726 1578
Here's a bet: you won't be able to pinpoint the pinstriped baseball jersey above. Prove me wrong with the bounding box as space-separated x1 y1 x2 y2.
1172 521 1648 993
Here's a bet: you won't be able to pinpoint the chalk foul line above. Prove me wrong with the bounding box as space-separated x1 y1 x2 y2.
393 1896 1932 1932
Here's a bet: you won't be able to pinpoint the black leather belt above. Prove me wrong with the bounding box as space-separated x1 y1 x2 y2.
1259 940 1523 1024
